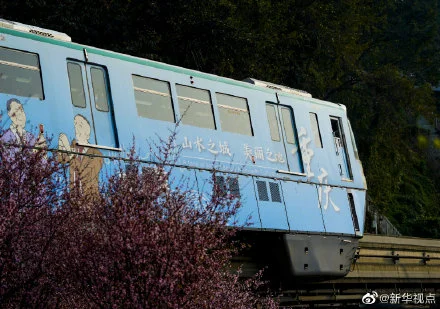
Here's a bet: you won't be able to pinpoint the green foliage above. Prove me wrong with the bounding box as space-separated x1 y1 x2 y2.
1 0 439 237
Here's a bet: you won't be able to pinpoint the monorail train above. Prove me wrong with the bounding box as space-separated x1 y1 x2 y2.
0 19 367 279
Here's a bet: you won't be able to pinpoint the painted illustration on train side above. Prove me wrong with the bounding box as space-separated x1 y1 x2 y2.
58 114 103 195
1 98 46 148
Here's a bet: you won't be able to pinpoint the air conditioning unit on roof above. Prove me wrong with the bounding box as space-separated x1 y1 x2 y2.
243 78 312 98
0 19 71 42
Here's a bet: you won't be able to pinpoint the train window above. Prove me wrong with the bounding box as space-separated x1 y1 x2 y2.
216 93 253 136
176 84 215 129
330 117 343 148
0 47 44 99
330 116 353 179
309 113 323 148
67 62 86 108
132 75 175 122
265 104 280 141
91 67 109 112
280 107 296 144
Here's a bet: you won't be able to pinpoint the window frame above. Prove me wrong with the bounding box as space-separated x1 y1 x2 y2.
132 74 176 123
90 66 110 112
0 46 45 100
215 92 253 136
280 106 297 145
67 62 87 108
265 103 281 142
330 116 353 179
309 112 323 148
176 84 216 130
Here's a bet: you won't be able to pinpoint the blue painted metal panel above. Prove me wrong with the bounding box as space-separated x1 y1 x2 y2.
282 182 325 233
308 109 341 185
320 187 355 234
164 169 261 229
255 178 289 230
278 95 319 180
168 86 294 178
229 175 261 228
278 93 365 190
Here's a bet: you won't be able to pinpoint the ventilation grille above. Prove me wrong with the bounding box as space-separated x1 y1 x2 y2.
215 176 227 195
348 193 360 231
269 182 281 202
228 178 240 198
214 175 240 198
256 181 269 201
256 180 282 203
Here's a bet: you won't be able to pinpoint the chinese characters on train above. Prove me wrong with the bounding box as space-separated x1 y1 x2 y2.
181 136 285 163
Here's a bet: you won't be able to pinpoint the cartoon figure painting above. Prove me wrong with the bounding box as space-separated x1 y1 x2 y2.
2 98 46 148
58 114 103 196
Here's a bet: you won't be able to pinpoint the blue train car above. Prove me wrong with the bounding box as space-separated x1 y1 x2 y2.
0 19 367 277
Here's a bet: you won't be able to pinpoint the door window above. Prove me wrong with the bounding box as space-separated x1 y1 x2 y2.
91 67 110 112
330 117 352 179
280 107 296 144
67 63 86 108
265 104 281 141
309 112 323 148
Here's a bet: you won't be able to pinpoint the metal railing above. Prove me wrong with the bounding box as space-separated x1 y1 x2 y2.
365 196 401 237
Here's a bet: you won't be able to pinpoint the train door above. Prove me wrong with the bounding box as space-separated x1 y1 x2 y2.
67 61 118 147
266 103 304 174
330 116 352 180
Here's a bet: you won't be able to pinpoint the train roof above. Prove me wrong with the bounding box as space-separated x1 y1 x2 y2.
0 19 346 111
